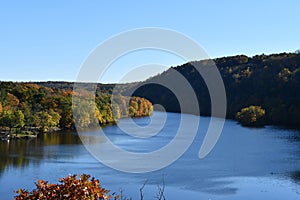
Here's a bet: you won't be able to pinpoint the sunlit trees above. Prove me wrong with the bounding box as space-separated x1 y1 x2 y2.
5 93 19 109
0 81 153 133
73 94 153 128
0 109 24 133
0 110 14 132
99 104 114 124
13 110 25 131
33 110 61 132
55 95 74 129
128 97 153 117
236 106 266 126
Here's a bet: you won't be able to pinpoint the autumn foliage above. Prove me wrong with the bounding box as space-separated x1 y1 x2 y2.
14 174 111 200
129 96 153 117
236 105 266 126
0 82 153 133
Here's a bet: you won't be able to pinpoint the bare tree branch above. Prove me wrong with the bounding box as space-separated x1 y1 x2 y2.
140 180 148 200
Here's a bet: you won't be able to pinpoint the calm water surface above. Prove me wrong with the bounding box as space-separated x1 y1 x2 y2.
0 112 300 199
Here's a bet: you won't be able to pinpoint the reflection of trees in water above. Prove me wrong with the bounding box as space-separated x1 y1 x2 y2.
0 132 81 175
283 130 300 184
0 139 35 174
290 171 300 183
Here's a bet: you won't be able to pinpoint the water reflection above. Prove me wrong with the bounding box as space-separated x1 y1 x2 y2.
0 131 81 175
0 112 300 199
290 171 300 183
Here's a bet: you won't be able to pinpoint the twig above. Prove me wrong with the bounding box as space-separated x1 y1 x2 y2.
139 180 148 200
156 176 166 200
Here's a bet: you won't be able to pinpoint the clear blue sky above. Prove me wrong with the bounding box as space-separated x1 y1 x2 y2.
0 0 299 83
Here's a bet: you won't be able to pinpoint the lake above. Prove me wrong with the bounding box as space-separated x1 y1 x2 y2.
0 111 300 199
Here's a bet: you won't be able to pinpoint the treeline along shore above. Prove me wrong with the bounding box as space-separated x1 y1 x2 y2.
0 82 153 140
1 51 299 138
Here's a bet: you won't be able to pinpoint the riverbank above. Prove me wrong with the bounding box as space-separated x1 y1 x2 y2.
0 127 62 141
0 133 38 140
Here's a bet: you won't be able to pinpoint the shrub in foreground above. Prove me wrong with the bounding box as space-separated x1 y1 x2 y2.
14 174 111 200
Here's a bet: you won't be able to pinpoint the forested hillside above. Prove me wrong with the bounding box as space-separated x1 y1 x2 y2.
126 52 300 128
1 52 299 130
0 82 153 135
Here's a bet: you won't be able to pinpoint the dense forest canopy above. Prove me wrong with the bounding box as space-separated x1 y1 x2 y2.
0 82 153 134
124 52 300 128
0 52 299 130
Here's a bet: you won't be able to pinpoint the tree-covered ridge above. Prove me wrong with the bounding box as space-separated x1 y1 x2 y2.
127 52 300 128
1 52 299 129
0 82 153 134
35 81 119 94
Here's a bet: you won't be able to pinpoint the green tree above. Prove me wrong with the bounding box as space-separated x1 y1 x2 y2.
0 81 153 132
33 110 61 132
13 110 25 131
0 109 14 132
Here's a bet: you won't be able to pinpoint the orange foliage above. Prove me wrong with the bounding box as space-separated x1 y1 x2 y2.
129 96 153 117
6 93 20 109
24 83 40 90
15 174 111 200
61 89 75 96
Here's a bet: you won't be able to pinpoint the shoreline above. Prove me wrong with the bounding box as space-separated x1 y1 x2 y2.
2 113 299 142
0 127 61 141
